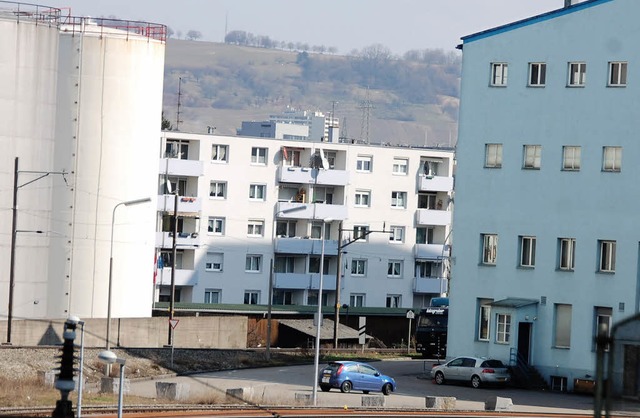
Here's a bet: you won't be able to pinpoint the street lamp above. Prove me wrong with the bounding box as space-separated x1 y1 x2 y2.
312 217 333 406
106 197 151 353
97 350 126 418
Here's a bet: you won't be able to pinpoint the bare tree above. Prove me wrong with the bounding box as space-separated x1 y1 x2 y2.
186 30 202 41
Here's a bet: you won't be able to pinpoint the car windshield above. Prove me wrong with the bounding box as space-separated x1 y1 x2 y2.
481 360 506 368
324 363 343 372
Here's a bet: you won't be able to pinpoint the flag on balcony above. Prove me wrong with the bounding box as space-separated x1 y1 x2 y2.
282 146 289 161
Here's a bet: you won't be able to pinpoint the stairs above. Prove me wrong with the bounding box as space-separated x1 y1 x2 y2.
509 348 549 390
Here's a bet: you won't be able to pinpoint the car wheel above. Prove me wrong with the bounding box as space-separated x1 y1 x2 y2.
320 384 331 392
434 371 445 385
382 383 393 396
471 375 481 389
340 380 352 393
362 390 370 394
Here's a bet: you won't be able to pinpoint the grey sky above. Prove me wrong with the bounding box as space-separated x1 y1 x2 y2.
53 0 567 54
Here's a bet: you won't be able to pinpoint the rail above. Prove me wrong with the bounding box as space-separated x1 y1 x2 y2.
0 1 61 25
60 15 167 42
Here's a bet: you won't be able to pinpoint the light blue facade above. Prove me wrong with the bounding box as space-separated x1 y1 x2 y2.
450 0 640 394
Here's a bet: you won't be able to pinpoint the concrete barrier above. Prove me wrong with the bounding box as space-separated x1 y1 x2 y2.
226 387 253 403
100 377 130 395
425 396 456 410
294 392 313 405
155 381 190 401
485 396 513 411
361 394 385 407
39 370 56 387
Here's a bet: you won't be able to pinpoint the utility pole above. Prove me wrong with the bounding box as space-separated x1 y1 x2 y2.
168 190 178 346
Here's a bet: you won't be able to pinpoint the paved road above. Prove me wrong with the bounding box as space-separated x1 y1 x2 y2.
129 358 639 415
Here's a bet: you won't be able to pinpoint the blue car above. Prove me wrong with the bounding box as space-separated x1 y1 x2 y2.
318 361 396 395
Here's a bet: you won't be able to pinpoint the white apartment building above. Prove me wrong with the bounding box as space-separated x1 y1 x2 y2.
156 132 454 311
269 108 339 142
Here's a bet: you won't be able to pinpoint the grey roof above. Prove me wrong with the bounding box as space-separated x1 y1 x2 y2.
278 318 371 340
490 298 539 308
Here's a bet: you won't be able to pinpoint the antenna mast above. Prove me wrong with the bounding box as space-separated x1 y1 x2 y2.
176 77 184 131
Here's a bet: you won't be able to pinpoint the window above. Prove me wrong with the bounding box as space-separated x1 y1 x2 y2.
244 291 259 305
251 147 268 164
354 190 371 207
603 146 622 172
356 155 372 172
166 177 187 195
416 260 438 278
528 62 546 86
207 217 225 235
353 225 369 241
204 289 221 304
387 260 402 278
310 221 331 239
608 62 627 86
599 240 616 272
274 256 295 273
209 181 227 198
478 300 492 341
351 259 367 276
205 253 223 272
392 158 408 175
245 255 262 272
520 236 536 267
273 290 293 305
490 62 508 86
485 144 503 168
418 193 437 209
594 307 612 351
249 184 266 200
165 140 188 159
568 62 586 86
309 256 329 274
482 234 498 265
276 221 296 237
416 227 434 244
389 226 404 243
496 314 511 343
422 160 439 177
562 146 581 171
523 145 542 169
391 191 407 208
559 238 576 271
350 293 365 307
211 144 228 162
282 148 301 167
386 295 401 308
247 220 264 237
554 304 572 348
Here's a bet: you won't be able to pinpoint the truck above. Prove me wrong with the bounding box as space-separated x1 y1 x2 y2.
415 297 449 359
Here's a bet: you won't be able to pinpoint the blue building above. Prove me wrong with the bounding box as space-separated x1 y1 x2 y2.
450 0 640 395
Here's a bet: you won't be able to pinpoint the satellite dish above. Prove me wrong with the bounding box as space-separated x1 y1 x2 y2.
166 180 173 194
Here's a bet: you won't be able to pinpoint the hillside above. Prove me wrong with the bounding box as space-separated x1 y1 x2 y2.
162 39 460 147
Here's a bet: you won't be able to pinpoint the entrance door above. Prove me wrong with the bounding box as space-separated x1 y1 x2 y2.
517 322 532 365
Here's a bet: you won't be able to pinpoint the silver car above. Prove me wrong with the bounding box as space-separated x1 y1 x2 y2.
430 356 511 388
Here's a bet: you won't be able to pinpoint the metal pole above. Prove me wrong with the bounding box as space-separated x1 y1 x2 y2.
168 191 178 346
266 259 273 361
76 321 85 418
117 361 125 418
312 221 327 406
107 203 124 353
332 221 343 349
407 317 412 355
7 157 18 344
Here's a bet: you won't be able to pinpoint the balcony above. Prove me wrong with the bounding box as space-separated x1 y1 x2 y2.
414 277 448 294
156 267 198 286
415 209 451 226
157 195 202 213
274 272 337 290
156 231 201 249
276 201 348 221
418 175 453 193
277 166 349 186
275 237 338 255
159 158 204 177
414 243 450 260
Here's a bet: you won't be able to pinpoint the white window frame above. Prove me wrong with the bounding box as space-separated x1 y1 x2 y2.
608 61 627 87
490 62 508 86
244 290 260 305
354 190 371 207
249 184 266 200
599 240 616 273
568 62 586 87
603 146 622 172
165 139 189 159
559 238 576 271
520 236 536 268
496 313 511 343
351 259 367 276
391 191 407 209
353 225 369 241
389 226 404 243
205 252 223 272
523 145 542 169
251 147 268 165
528 62 546 87
387 260 402 278
386 294 402 308
479 302 491 341
562 146 581 171
482 234 498 265
245 255 262 273
356 155 372 172
595 307 612 351
247 220 265 237
485 143 503 168
207 217 225 235
554 304 572 348
211 144 228 162
392 158 408 175
209 180 227 199
350 293 365 307
204 289 221 304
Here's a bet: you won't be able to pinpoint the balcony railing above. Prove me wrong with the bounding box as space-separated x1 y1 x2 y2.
414 277 448 294
276 202 348 221
156 231 200 249
415 209 451 226
277 166 349 186
156 268 198 286
274 237 338 255
159 158 204 177
414 243 450 260
418 175 454 192
274 272 337 290
157 195 201 213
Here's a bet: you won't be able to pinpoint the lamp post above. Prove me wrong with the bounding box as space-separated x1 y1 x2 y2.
106 198 151 353
97 350 126 418
312 217 332 406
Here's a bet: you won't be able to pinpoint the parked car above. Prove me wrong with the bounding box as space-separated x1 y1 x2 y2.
430 356 511 388
319 361 396 395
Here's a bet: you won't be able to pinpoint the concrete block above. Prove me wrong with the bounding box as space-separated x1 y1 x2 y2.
294 392 313 405
155 381 190 401
485 396 513 411
39 370 56 387
361 394 386 407
226 387 253 403
425 396 456 410
100 377 130 395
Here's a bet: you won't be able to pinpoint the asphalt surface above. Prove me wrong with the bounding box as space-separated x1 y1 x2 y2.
128 358 640 416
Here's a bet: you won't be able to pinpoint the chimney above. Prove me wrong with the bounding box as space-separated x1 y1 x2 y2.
564 0 572 7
